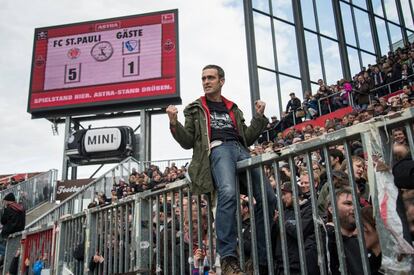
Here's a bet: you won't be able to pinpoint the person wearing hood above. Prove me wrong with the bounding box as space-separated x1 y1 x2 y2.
1 193 25 238
0 193 26 257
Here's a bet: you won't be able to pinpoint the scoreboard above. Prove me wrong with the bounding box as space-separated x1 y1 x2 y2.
28 10 180 118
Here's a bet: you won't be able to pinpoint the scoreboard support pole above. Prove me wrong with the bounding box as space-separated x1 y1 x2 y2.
138 109 151 167
62 116 71 181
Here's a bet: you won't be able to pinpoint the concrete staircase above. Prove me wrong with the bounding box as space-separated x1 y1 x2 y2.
25 202 56 225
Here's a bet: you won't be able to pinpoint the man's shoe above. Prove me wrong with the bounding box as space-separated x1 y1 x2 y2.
221 256 244 275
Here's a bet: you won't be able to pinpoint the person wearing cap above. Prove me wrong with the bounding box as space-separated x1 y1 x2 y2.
167 65 276 274
0 193 25 257
285 92 302 114
274 182 319 274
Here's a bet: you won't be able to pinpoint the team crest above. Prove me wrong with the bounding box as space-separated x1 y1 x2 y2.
163 39 175 52
67 48 81 59
35 55 45 67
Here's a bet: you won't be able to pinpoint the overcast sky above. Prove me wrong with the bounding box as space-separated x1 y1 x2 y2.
0 0 271 178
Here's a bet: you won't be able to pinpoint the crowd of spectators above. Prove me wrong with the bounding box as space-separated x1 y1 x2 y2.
88 163 188 208
267 42 414 135
81 45 414 274
0 177 23 191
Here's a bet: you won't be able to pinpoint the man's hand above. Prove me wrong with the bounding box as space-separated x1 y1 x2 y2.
255 100 266 116
166 105 178 126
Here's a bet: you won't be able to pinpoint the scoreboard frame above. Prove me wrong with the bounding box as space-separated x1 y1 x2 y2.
28 9 180 119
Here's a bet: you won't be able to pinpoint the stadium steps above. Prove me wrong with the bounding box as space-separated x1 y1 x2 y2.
25 201 56 225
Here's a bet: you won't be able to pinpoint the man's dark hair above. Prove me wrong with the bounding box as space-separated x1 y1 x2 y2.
329 148 345 164
203 64 225 79
326 186 353 209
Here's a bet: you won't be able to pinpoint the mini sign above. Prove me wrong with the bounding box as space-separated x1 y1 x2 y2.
84 128 122 153
28 10 180 118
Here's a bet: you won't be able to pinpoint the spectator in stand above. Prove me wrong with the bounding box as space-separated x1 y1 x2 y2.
285 92 303 125
0 193 25 257
315 85 332 115
285 92 301 114
402 84 414 98
392 143 414 243
274 181 319 274
361 206 383 274
329 148 345 171
355 74 371 110
302 91 319 120
401 63 412 87
393 127 407 145
327 187 364 275
371 65 387 97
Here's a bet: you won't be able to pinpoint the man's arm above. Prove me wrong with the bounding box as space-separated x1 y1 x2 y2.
243 100 269 146
167 105 196 150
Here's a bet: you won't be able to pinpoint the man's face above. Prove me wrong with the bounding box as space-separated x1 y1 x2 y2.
299 174 310 194
202 68 224 96
394 130 406 144
282 191 293 208
330 156 338 167
337 193 356 232
353 160 364 180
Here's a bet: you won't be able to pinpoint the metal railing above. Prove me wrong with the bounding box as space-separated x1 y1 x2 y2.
26 157 192 229
0 169 57 213
11 108 414 274
141 158 191 174
369 73 414 103
25 157 141 229
317 91 354 115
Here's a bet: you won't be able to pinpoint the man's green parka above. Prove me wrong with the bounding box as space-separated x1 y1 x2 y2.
170 96 268 195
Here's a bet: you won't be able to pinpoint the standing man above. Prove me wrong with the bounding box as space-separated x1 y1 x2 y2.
167 65 276 274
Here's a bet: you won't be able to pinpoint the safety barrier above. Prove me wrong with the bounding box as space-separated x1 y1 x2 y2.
26 157 192 230
0 169 57 213
2 224 56 275
7 108 414 274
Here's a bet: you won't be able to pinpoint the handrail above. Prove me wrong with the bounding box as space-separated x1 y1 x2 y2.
0 169 57 213
368 73 414 102
25 157 140 228
25 156 193 229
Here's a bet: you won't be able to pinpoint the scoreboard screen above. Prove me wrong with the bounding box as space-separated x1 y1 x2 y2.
28 10 180 118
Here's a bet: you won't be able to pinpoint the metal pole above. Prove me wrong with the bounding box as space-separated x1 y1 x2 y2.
366 0 382 58
243 0 261 116
292 0 311 96
395 0 409 46
331 0 352 80
62 117 71 181
71 120 79 180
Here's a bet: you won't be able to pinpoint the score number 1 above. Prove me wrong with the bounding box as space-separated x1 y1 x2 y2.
123 56 140 77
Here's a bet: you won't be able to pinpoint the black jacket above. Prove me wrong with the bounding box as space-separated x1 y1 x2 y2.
1 202 25 237
274 199 318 273
327 225 364 275
392 157 414 242
285 98 302 113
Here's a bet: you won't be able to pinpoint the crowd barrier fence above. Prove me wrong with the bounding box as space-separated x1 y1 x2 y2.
5 108 414 274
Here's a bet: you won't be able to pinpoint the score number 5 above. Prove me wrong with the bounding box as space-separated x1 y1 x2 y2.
64 64 81 84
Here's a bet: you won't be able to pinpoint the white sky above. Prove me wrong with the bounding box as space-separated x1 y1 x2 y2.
0 0 263 178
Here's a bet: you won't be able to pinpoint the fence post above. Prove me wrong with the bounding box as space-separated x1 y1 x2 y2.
84 210 94 274
135 196 151 272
